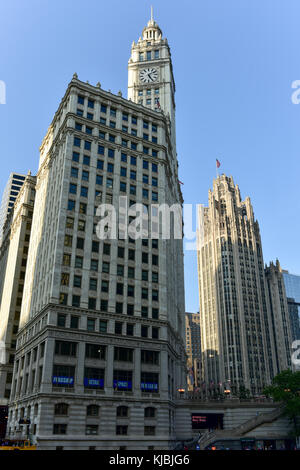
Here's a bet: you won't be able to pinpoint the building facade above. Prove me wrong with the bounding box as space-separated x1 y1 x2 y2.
0 174 36 403
197 175 277 397
6 14 186 450
282 270 300 342
0 173 26 247
185 312 201 391
265 260 292 372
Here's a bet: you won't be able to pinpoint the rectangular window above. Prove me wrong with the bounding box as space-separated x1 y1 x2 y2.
113 370 132 391
114 347 133 362
98 145 104 155
99 320 107 333
86 343 106 360
55 341 77 356
75 256 83 268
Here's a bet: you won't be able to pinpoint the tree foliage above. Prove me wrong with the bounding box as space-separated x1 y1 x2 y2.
264 370 300 436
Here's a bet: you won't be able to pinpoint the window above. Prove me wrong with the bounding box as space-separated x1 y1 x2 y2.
154 50 159 59
110 108 117 117
141 306 148 318
77 237 84 249
152 254 159 266
96 174 103 186
132 116 137 125
61 273 69 286
54 403 69 416
116 426 128 435
53 424 67 435
55 341 77 356
130 185 136 195
72 295 80 307
102 261 110 273
70 316 79 328
101 104 107 113
71 167 78 178
144 426 155 436
77 108 83 117
152 272 159 283
143 160 149 170
141 372 159 393
114 347 133 362
130 156 137 165
99 320 107 333
141 350 159 365
143 189 149 199
98 145 104 155
127 304 134 316
152 308 159 320
126 324 134 336
87 318 96 331
145 407 156 418
89 278 97 291
107 163 114 173
152 290 159 301
101 280 109 293
128 266 135 279
152 192 158 202
114 370 132 391
109 120 116 128
87 404 100 416
78 95 84 105
108 149 115 158
57 315 66 327
82 170 89 182
74 137 81 147
130 170 136 180
86 126 93 135
117 406 129 417
142 270 148 281
128 285 134 297
147 51 151 61
109 134 115 143
103 244 111 255
152 149 158 158
152 177 158 187
141 326 148 338
59 293 68 305
75 256 83 269
88 99 94 108
117 264 124 276
152 327 159 339
85 344 106 360
121 152 127 162
118 246 124 258
115 322 123 335
69 183 77 194
152 163 158 172
63 254 71 266
81 186 88 198
87 113 93 120
107 178 113 189
116 302 123 314
142 288 148 300
88 298 96 310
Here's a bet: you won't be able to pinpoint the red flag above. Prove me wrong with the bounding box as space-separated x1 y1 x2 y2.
216 159 221 168
178 180 184 185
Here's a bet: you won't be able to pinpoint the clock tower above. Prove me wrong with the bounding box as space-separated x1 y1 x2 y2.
128 9 176 138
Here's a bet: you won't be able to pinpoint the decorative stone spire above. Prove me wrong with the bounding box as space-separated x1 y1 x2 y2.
142 6 162 40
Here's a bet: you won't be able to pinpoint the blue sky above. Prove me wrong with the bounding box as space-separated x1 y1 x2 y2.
0 0 299 313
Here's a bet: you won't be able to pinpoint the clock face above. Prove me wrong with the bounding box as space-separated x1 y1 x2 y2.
139 68 158 83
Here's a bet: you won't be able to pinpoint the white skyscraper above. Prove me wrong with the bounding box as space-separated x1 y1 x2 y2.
6 13 186 450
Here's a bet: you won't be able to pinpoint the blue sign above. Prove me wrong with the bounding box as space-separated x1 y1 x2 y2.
84 378 104 388
141 382 158 391
52 376 74 385
113 380 132 390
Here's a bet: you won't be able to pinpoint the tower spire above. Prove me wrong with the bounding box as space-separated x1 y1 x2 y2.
151 5 153 22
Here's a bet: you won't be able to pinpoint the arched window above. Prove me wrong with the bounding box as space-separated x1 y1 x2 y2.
144 407 156 418
87 405 99 417
54 403 69 416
